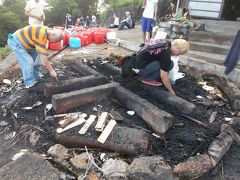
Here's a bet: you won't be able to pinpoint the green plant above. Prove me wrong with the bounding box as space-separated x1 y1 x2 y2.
0 45 12 61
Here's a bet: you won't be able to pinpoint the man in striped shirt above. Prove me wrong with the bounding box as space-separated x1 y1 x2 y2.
8 25 63 88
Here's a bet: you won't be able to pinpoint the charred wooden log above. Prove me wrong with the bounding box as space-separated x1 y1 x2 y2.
52 83 119 113
115 86 173 134
141 84 197 115
55 126 149 155
44 75 108 97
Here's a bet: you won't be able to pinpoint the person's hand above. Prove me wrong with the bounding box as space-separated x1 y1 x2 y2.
50 70 57 81
170 89 176 95
153 16 157 21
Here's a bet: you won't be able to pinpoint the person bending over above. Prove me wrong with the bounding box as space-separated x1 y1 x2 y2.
8 25 63 88
133 39 189 95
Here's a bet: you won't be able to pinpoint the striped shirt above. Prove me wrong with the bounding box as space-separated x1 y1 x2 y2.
16 25 48 55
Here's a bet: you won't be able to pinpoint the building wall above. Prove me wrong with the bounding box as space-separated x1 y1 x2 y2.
187 0 225 19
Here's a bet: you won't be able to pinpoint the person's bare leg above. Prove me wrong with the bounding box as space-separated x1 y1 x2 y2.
146 32 151 42
143 32 146 42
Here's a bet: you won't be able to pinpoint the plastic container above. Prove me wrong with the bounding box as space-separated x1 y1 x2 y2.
48 40 63 50
106 31 116 40
63 33 70 45
94 32 105 44
69 37 81 48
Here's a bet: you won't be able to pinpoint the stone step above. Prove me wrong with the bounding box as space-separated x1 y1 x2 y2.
189 31 235 46
180 55 240 84
186 50 240 66
192 20 240 35
189 41 230 55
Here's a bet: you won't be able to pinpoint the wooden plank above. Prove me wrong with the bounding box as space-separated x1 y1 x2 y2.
209 111 217 123
79 115 96 134
52 83 119 113
55 126 150 155
71 61 101 76
59 113 87 128
44 75 108 97
97 119 117 144
115 86 173 134
142 84 197 115
95 112 109 132
56 117 86 134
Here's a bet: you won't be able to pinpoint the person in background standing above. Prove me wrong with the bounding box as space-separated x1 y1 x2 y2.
65 13 73 29
91 15 97 27
142 0 158 42
85 16 90 28
80 16 84 26
25 0 45 25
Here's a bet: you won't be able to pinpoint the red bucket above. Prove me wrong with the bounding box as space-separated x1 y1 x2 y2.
94 32 105 44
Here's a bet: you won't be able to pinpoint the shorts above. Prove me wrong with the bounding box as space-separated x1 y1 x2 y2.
142 16 154 33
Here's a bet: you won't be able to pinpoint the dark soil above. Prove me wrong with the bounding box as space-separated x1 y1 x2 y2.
0 59 237 169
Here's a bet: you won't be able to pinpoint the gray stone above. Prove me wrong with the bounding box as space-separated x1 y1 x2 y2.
208 132 233 166
159 22 171 29
70 152 95 170
180 27 189 35
127 156 173 180
47 144 70 159
170 32 180 39
172 25 180 33
0 153 61 180
102 158 129 179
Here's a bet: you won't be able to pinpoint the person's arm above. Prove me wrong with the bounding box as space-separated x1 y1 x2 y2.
41 55 57 80
154 2 158 20
160 69 175 95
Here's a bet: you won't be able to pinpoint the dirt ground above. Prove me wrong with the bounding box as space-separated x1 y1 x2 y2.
0 43 239 179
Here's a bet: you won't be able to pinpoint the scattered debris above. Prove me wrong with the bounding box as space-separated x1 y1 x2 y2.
32 101 43 108
181 114 210 129
44 104 53 116
70 152 95 170
224 117 232 122
4 131 16 140
11 149 28 161
3 79 12 85
98 119 117 144
57 117 86 134
47 144 70 159
127 156 173 180
95 112 109 132
127 111 135 116
59 114 79 128
109 109 124 121
209 111 218 124
79 115 96 134
102 158 129 179
29 131 41 146
0 121 9 127
100 153 108 163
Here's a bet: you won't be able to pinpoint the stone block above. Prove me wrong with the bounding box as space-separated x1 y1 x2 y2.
0 153 61 180
208 132 233 166
127 156 173 180
102 159 129 179
47 144 69 159
70 152 95 170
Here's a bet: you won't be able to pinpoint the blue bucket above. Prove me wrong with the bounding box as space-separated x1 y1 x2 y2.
69 37 81 48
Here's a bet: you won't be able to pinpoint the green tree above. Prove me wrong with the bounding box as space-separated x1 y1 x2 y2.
0 11 21 42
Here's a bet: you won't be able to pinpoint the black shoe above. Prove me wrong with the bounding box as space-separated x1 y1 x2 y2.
139 43 145 48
